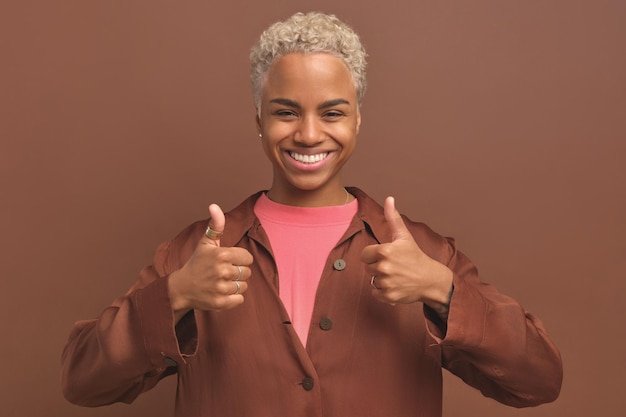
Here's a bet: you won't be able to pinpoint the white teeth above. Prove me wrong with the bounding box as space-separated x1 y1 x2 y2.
290 152 328 164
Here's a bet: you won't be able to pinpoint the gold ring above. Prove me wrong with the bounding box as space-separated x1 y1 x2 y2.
205 224 223 240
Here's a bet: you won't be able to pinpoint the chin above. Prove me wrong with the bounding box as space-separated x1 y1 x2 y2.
287 176 335 192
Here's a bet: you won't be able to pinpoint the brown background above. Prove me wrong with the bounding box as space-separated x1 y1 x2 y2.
1 1 624 416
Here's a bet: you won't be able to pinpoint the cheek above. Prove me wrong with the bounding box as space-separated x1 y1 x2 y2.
260 135 284 165
260 138 274 158
336 126 358 147
264 121 294 141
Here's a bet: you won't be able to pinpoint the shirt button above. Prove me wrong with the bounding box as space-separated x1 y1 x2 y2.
319 317 333 331
333 259 346 271
301 377 315 391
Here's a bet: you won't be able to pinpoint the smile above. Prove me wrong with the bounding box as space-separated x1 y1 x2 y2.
289 152 329 164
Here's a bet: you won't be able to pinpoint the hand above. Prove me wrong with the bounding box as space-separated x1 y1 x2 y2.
360 197 453 311
168 203 253 321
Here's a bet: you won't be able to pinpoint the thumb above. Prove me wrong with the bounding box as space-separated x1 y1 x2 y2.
204 203 226 247
384 196 411 242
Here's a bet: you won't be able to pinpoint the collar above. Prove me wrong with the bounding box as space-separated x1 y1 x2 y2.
219 187 394 247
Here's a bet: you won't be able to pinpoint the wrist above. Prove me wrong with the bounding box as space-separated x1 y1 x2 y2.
424 267 454 319
168 271 191 317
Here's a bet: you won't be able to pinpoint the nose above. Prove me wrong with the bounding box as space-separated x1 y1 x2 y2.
294 116 324 146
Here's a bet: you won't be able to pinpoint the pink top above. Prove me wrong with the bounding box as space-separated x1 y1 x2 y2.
254 193 358 345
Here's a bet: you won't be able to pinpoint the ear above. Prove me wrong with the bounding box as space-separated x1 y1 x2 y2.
356 109 362 135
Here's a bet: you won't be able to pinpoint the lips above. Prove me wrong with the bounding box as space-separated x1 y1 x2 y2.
288 151 329 164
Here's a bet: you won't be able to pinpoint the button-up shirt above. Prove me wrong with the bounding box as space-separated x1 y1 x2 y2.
61 187 562 416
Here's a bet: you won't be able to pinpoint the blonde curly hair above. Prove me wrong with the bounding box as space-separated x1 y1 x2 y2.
250 12 367 111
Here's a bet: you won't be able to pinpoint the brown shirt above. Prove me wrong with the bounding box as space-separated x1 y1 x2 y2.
61 187 562 416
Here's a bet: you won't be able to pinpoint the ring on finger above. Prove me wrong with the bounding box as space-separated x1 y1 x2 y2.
234 280 241 295
205 224 223 240
235 265 242 281
370 275 380 290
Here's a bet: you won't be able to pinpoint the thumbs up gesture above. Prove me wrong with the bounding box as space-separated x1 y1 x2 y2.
360 197 453 312
168 204 254 321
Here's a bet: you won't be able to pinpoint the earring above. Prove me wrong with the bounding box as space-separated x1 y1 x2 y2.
258 133 263 139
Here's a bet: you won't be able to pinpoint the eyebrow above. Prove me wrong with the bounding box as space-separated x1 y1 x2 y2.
269 98 351 110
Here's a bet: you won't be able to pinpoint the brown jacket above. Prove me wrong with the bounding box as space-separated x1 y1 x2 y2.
61 187 562 416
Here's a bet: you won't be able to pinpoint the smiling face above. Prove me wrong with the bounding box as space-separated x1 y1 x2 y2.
257 52 361 206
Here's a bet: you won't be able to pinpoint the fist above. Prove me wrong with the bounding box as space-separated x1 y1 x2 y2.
360 197 453 308
168 203 254 319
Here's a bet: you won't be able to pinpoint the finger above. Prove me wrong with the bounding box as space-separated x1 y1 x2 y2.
232 280 250 295
234 265 244 281
231 264 253 282
360 244 381 264
370 284 396 307
233 280 242 295
204 203 226 247
230 247 254 266
384 196 411 242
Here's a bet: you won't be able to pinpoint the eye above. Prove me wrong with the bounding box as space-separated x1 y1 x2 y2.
274 109 298 118
323 110 345 120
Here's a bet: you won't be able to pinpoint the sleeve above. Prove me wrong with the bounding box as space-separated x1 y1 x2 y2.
418 230 563 408
60 223 203 407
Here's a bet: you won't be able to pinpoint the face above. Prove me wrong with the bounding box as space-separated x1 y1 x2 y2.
257 52 361 206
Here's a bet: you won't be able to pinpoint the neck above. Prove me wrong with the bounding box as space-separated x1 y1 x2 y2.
266 185 352 207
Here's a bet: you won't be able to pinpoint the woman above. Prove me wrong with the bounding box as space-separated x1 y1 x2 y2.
62 12 562 417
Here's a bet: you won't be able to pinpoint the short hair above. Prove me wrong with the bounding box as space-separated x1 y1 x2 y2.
250 12 367 111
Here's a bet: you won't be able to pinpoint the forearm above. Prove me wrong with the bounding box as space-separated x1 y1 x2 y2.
61 271 195 406
61 316 156 406
417 234 563 406
440 276 562 407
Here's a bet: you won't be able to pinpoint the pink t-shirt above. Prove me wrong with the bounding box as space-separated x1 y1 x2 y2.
254 193 358 345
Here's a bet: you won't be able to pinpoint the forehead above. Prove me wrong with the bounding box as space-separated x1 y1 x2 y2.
263 53 357 102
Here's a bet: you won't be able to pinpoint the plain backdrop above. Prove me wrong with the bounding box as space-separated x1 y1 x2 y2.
1 1 625 416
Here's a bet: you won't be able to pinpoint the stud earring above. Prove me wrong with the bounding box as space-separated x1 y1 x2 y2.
258 133 263 139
